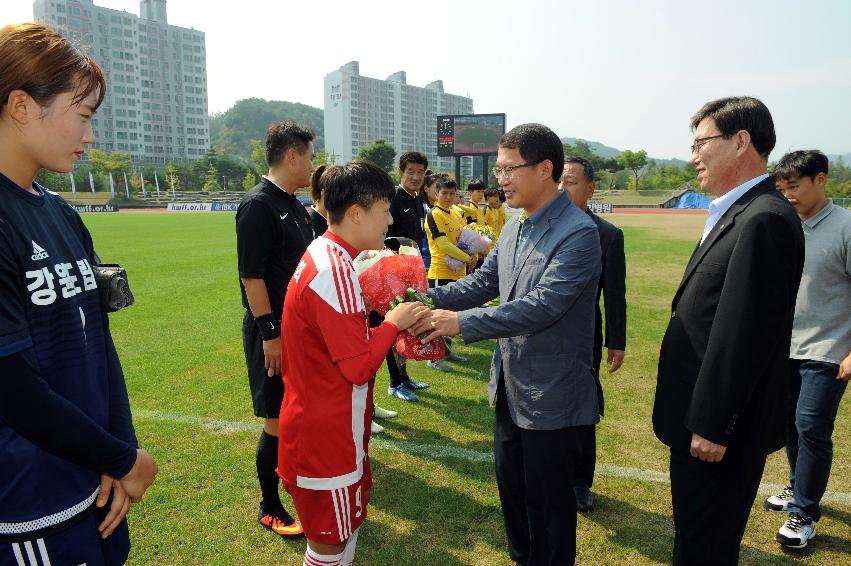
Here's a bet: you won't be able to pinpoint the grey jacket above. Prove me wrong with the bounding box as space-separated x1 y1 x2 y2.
430 192 601 430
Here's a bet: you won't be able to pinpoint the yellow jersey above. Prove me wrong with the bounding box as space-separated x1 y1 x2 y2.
425 205 470 280
457 202 486 225
485 204 507 241
450 204 467 223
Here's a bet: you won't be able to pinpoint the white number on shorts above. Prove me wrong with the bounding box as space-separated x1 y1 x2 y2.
355 485 363 518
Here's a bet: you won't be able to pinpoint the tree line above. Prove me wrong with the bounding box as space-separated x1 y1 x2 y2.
562 139 851 197
33 139 851 200
34 91 850 199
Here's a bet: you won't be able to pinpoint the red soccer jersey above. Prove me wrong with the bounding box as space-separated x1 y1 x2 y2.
278 232 394 491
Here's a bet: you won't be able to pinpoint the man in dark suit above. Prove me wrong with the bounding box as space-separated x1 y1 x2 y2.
560 156 627 512
652 96 805 565
412 123 601 565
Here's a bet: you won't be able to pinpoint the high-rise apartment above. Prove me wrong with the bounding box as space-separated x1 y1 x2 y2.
325 61 474 174
33 0 209 164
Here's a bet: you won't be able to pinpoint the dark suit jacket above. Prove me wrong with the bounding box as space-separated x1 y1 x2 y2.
587 210 627 415
652 178 804 455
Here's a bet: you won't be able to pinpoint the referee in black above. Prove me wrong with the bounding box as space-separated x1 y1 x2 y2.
236 121 315 538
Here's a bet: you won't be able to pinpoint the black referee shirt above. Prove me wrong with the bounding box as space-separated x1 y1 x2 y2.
236 178 314 317
387 185 424 243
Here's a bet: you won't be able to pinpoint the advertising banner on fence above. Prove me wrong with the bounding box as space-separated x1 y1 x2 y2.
167 203 213 212
211 203 240 212
167 203 240 212
73 204 120 213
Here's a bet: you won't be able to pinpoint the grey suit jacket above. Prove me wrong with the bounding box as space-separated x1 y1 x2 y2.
430 192 602 430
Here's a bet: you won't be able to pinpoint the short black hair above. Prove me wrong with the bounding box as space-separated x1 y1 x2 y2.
399 151 428 172
322 160 396 225
690 96 775 159
564 156 595 182
773 150 829 182
499 123 564 182
434 174 457 192
266 121 314 166
483 188 500 200
467 178 486 191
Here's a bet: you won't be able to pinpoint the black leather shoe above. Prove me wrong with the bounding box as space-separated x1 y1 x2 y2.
574 485 594 512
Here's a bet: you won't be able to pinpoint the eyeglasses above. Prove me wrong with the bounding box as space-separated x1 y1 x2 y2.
492 161 542 180
691 134 728 154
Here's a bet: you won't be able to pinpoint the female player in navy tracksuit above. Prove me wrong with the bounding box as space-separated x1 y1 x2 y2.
0 23 157 565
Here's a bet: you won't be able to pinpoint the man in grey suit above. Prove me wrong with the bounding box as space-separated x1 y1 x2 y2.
412 123 601 566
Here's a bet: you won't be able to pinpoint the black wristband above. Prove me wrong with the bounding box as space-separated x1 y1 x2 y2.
255 313 281 341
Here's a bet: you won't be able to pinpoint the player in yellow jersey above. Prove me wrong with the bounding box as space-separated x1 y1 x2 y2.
457 178 486 225
484 187 507 243
451 191 467 224
424 175 476 369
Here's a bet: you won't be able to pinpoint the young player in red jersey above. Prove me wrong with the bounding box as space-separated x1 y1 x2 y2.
278 160 428 566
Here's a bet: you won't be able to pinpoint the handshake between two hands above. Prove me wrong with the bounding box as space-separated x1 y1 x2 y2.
384 302 461 344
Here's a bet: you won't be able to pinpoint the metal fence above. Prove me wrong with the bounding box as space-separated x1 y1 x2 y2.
834 197 851 210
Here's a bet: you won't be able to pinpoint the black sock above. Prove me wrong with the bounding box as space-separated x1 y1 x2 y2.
386 348 404 388
256 431 284 515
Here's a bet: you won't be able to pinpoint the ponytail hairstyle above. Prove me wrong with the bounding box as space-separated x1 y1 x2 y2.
310 164 327 203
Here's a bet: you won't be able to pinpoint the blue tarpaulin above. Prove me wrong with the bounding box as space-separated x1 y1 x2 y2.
668 191 711 209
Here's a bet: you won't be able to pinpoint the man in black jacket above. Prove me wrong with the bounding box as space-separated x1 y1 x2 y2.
652 97 805 565
383 151 434 397
387 151 427 244
561 156 626 512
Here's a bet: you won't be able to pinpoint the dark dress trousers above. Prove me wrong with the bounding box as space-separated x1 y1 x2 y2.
574 210 626 488
652 178 804 565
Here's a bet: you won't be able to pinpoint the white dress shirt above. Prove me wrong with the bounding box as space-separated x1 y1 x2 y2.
700 173 769 244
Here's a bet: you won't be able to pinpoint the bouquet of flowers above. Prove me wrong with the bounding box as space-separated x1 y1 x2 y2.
445 226 492 273
354 248 446 361
468 222 495 241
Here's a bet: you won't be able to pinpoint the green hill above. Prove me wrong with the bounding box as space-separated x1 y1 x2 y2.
561 136 688 168
561 137 621 158
209 98 324 160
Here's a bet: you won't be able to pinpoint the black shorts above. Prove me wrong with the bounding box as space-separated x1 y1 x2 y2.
243 310 284 418
428 278 456 288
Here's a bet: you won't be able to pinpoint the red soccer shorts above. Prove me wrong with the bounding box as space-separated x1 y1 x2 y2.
283 471 372 544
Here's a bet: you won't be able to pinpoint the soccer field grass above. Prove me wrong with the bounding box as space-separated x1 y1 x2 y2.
81 212 851 565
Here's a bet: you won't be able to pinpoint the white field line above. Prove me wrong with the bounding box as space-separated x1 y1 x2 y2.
134 409 851 506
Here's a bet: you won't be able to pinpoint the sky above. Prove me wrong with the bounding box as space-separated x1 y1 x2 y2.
4 0 851 161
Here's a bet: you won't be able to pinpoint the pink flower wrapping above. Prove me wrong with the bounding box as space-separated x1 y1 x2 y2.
445 227 492 273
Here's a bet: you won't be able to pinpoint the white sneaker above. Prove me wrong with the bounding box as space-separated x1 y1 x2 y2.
775 512 816 549
764 485 795 512
370 422 384 434
373 406 398 419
